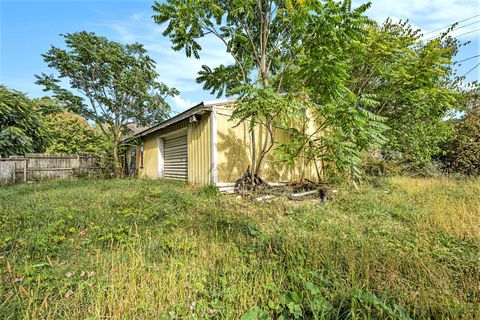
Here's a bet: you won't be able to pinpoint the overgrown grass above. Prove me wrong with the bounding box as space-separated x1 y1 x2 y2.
0 177 479 319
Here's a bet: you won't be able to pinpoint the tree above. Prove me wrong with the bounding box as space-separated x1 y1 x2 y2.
33 96 64 115
44 111 104 155
347 19 463 164
272 1 387 181
440 87 480 176
36 31 178 176
0 86 50 157
153 0 379 178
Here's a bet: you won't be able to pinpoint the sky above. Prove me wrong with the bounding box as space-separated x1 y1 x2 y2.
1 0 479 113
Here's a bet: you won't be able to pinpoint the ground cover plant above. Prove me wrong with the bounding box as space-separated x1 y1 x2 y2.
0 177 479 319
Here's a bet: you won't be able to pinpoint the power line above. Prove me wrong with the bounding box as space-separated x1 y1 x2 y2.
424 27 480 41
422 14 480 36
450 20 480 32
453 28 480 38
462 62 480 77
456 55 480 63
423 20 480 39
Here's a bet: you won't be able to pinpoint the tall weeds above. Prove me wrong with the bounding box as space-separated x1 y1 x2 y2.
0 177 479 319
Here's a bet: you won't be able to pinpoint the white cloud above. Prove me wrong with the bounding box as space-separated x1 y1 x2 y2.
89 12 234 104
172 95 194 111
355 0 479 35
131 12 145 21
92 3 479 103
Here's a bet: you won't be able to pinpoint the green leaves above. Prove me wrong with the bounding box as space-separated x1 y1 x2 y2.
240 306 269 320
196 64 243 98
44 111 104 155
37 31 177 127
348 19 463 165
153 1 465 181
0 86 50 157
270 1 388 181
440 93 480 176
36 31 178 175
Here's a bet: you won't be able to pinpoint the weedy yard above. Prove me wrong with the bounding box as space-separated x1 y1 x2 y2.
0 177 479 319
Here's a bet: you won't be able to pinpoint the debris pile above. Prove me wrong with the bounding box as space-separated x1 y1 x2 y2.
234 166 266 195
225 168 336 203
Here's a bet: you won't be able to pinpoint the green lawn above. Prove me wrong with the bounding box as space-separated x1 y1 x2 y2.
0 177 479 319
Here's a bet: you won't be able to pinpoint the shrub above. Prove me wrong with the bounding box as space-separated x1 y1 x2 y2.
440 105 480 176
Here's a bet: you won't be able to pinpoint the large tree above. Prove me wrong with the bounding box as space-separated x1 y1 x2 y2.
153 0 381 179
347 19 463 164
36 31 178 176
272 1 388 181
0 86 50 157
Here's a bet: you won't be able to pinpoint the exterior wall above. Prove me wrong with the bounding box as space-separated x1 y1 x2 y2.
139 133 159 178
125 103 320 185
130 120 190 179
187 113 212 185
215 107 251 183
215 105 319 184
126 115 212 184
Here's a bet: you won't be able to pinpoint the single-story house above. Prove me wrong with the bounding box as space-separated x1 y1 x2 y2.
124 99 319 185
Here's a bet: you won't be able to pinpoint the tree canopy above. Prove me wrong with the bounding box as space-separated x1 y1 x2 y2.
154 0 471 181
36 31 178 176
347 19 463 164
0 86 50 157
44 111 104 155
153 0 384 179
440 89 480 176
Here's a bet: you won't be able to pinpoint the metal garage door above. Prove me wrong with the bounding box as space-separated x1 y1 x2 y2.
164 135 188 180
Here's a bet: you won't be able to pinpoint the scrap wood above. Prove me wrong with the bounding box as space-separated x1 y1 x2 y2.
218 186 235 194
235 166 266 195
288 190 318 200
255 195 276 202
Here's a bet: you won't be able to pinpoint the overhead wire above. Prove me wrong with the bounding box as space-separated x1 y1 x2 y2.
462 62 480 77
422 13 480 36
452 28 480 38
423 26 480 41
417 15 480 80
456 55 480 63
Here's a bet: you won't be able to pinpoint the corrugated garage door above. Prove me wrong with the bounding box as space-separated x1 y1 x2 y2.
164 135 188 181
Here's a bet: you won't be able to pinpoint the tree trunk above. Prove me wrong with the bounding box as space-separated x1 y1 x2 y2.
250 118 256 175
112 141 122 178
255 121 273 177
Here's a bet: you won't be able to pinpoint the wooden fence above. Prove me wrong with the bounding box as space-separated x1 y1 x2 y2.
0 154 99 185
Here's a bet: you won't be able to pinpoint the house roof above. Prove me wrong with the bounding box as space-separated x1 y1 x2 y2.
124 99 235 141
125 122 149 135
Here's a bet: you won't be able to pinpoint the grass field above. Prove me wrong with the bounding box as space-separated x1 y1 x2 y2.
0 177 479 319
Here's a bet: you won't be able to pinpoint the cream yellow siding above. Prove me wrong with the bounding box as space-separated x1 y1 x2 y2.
125 102 320 184
139 134 159 178
215 105 319 183
188 113 212 185
131 120 190 179
215 109 250 183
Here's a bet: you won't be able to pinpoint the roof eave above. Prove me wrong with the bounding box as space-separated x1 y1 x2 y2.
123 102 211 142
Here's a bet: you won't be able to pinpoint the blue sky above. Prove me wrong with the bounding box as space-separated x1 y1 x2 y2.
1 0 479 113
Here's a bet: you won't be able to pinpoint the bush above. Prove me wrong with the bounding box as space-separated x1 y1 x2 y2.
0 86 50 156
402 160 445 178
440 105 480 176
44 111 103 155
362 155 402 177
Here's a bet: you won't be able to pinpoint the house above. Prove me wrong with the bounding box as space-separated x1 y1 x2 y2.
124 100 319 185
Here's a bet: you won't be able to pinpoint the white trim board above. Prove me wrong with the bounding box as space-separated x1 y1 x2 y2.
157 136 164 178
210 109 218 185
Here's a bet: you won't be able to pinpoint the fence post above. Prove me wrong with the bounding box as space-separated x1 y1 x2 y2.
24 159 27 183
